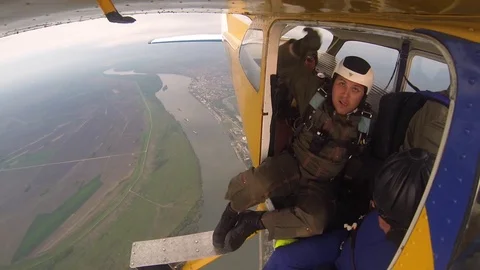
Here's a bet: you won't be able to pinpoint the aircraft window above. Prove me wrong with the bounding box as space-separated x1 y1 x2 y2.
405 56 450 92
336 41 399 92
239 29 263 92
280 26 334 52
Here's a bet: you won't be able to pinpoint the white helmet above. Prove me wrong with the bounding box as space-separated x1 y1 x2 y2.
333 56 374 94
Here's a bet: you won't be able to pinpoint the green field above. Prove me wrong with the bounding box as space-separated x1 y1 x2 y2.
1 149 55 170
6 73 203 270
12 176 102 263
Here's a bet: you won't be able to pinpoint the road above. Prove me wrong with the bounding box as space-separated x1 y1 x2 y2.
0 152 145 172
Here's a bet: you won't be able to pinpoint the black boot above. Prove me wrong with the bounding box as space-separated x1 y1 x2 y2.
213 203 239 249
224 211 266 252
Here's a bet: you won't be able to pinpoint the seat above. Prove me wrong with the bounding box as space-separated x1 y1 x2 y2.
370 92 429 160
329 91 438 230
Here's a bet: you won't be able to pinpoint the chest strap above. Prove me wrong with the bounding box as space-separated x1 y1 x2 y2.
305 108 373 157
292 86 329 137
308 128 357 155
292 81 373 157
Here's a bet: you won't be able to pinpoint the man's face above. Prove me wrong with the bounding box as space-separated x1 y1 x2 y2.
331 75 366 115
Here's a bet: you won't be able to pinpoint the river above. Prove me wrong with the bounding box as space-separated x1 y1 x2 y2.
155 73 259 270
104 69 259 269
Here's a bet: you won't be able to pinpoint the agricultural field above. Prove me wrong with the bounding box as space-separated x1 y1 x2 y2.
0 17 258 269
0 64 203 270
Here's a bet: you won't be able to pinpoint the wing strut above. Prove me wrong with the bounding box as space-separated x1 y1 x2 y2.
96 0 136 24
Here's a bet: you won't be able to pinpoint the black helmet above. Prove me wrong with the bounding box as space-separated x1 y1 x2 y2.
372 148 434 229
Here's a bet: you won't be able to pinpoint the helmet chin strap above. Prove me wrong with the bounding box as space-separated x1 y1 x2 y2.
348 108 359 115
332 107 358 119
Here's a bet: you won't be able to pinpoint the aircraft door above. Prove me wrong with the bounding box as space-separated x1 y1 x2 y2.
222 15 269 167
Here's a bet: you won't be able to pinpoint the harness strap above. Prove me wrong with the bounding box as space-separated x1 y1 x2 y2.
291 80 374 159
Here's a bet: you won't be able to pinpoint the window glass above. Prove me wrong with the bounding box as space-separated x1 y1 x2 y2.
239 29 263 92
405 56 450 92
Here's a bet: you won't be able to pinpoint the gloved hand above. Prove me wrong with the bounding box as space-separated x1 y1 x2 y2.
292 27 322 58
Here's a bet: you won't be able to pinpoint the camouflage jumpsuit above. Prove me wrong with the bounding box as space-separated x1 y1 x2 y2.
224 40 362 240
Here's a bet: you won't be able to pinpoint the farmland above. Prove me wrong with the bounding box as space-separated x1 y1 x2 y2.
0 29 258 269
0 64 202 270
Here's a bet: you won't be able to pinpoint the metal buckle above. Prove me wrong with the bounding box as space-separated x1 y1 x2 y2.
305 120 314 131
317 87 328 97
294 115 314 132
361 110 373 119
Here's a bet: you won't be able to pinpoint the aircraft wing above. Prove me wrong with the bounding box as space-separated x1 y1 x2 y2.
2 0 480 38
149 34 222 44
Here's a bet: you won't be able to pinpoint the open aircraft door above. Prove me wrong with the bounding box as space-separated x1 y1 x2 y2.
221 14 291 170
222 14 267 168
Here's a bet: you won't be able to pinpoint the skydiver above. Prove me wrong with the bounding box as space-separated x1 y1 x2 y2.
263 147 433 270
212 28 376 252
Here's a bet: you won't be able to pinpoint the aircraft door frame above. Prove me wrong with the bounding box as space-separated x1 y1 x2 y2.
259 20 285 163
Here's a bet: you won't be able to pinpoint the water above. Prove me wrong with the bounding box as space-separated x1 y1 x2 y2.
153 73 260 270
103 68 260 269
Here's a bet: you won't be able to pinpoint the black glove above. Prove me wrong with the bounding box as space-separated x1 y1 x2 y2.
292 27 322 58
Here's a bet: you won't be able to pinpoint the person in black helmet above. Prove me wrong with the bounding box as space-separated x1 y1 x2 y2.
263 147 434 270
213 27 375 252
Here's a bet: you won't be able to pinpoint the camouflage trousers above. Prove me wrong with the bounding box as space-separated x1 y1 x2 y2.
225 151 335 240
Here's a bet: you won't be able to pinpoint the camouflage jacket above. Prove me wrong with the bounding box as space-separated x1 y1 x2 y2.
277 41 360 180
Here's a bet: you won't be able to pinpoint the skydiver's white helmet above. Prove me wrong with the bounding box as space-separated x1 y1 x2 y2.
333 56 374 95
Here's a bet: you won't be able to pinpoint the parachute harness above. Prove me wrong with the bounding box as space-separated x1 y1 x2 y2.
293 84 373 158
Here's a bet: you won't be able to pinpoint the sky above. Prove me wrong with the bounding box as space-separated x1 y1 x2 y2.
0 14 222 64
0 13 223 90
0 13 450 94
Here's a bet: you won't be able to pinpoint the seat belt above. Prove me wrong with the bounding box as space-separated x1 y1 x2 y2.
403 76 450 107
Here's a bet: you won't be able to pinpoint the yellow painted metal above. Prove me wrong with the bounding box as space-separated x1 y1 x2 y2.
278 0 480 15
393 207 435 270
222 15 264 167
261 13 479 42
96 0 117 14
181 255 221 270
226 14 250 43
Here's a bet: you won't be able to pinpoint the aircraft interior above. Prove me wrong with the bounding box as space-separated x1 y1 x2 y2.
236 20 479 269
